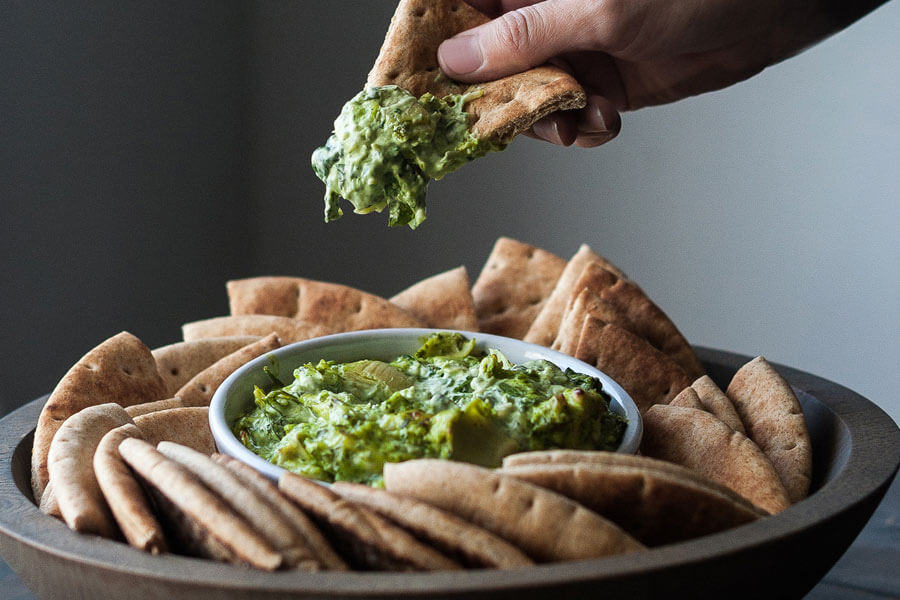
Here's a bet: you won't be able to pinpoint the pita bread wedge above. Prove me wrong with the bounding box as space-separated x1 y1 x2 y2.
551 287 633 356
278 472 461 571
389 266 479 331
670 386 705 410
211 454 348 570
640 404 792 514
567 262 705 379
226 277 425 331
332 481 533 569
46 403 134 536
367 0 586 142
470 238 566 338
726 356 812 503
152 336 261 395
181 315 335 344
574 316 692 414
124 397 184 418
94 423 167 554
692 375 746 434
133 407 217 455
37 480 60 517
157 443 321 570
175 333 281 407
525 244 629 347
32 331 167 503
118 438 283 570
499 459 765 546
383 459 644 562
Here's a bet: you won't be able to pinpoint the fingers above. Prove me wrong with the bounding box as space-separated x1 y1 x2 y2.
529 95 621 148
439 0 601 81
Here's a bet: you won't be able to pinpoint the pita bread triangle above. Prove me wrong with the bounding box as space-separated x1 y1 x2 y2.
525 244 629 347
573 316 692 414
367 0 586 141
640 404 792 514
726 356 812 503
226 276 425 331
390 266 479 331
471 237 567 338
31 331 167 503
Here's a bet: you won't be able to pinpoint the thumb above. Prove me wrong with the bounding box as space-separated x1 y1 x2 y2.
438 0 596 81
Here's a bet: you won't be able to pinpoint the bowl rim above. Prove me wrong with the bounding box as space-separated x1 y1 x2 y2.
0 346 897 597
209 327 643 482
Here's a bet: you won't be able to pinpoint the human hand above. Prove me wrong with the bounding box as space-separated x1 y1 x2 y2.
437 0 867 147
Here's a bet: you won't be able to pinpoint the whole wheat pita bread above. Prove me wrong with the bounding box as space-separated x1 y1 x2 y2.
470 237 566 338
367 0 586 142
726 356 812 503
174 333 281 407
94 423 167 554
211 454 348 570
181 315 335 344
692 375 746 435
640 404 792 514
226 277 425 331
157 443 321 570
37 480 60 516
152 336 261 395
124 397 184 418
566 262 705 378
574 316 692 414
133 407 217 455
551 287 633 356
32 331 167 503
118 438 282 570
499 460 764 546
670 386 705 411
389 266 479 331
525 244 629 347
279 472 461 571
383 459 644 562
331 481 533 569
46 403 134 537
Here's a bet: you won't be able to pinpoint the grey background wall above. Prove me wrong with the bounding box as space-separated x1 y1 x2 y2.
3 1 898 426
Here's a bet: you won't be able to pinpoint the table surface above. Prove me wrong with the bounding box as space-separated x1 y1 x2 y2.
2 475 897 600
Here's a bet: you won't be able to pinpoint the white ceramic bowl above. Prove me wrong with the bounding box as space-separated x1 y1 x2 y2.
209 328 642 481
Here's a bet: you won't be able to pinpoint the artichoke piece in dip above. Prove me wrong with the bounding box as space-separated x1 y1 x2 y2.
232 332 627 486
311 86 506 229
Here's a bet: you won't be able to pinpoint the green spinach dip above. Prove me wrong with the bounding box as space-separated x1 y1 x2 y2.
311 86 505 229
232 332 626 485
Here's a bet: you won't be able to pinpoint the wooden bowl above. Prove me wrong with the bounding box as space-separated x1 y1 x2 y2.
1 347 898 599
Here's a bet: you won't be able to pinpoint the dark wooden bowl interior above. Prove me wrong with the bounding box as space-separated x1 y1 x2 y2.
1 347 897 599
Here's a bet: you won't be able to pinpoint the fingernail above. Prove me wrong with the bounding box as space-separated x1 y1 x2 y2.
583 103 609 134
532 119 570 146
439 34 483 76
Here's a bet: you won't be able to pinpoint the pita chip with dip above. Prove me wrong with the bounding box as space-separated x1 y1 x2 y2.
311 0 586 228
